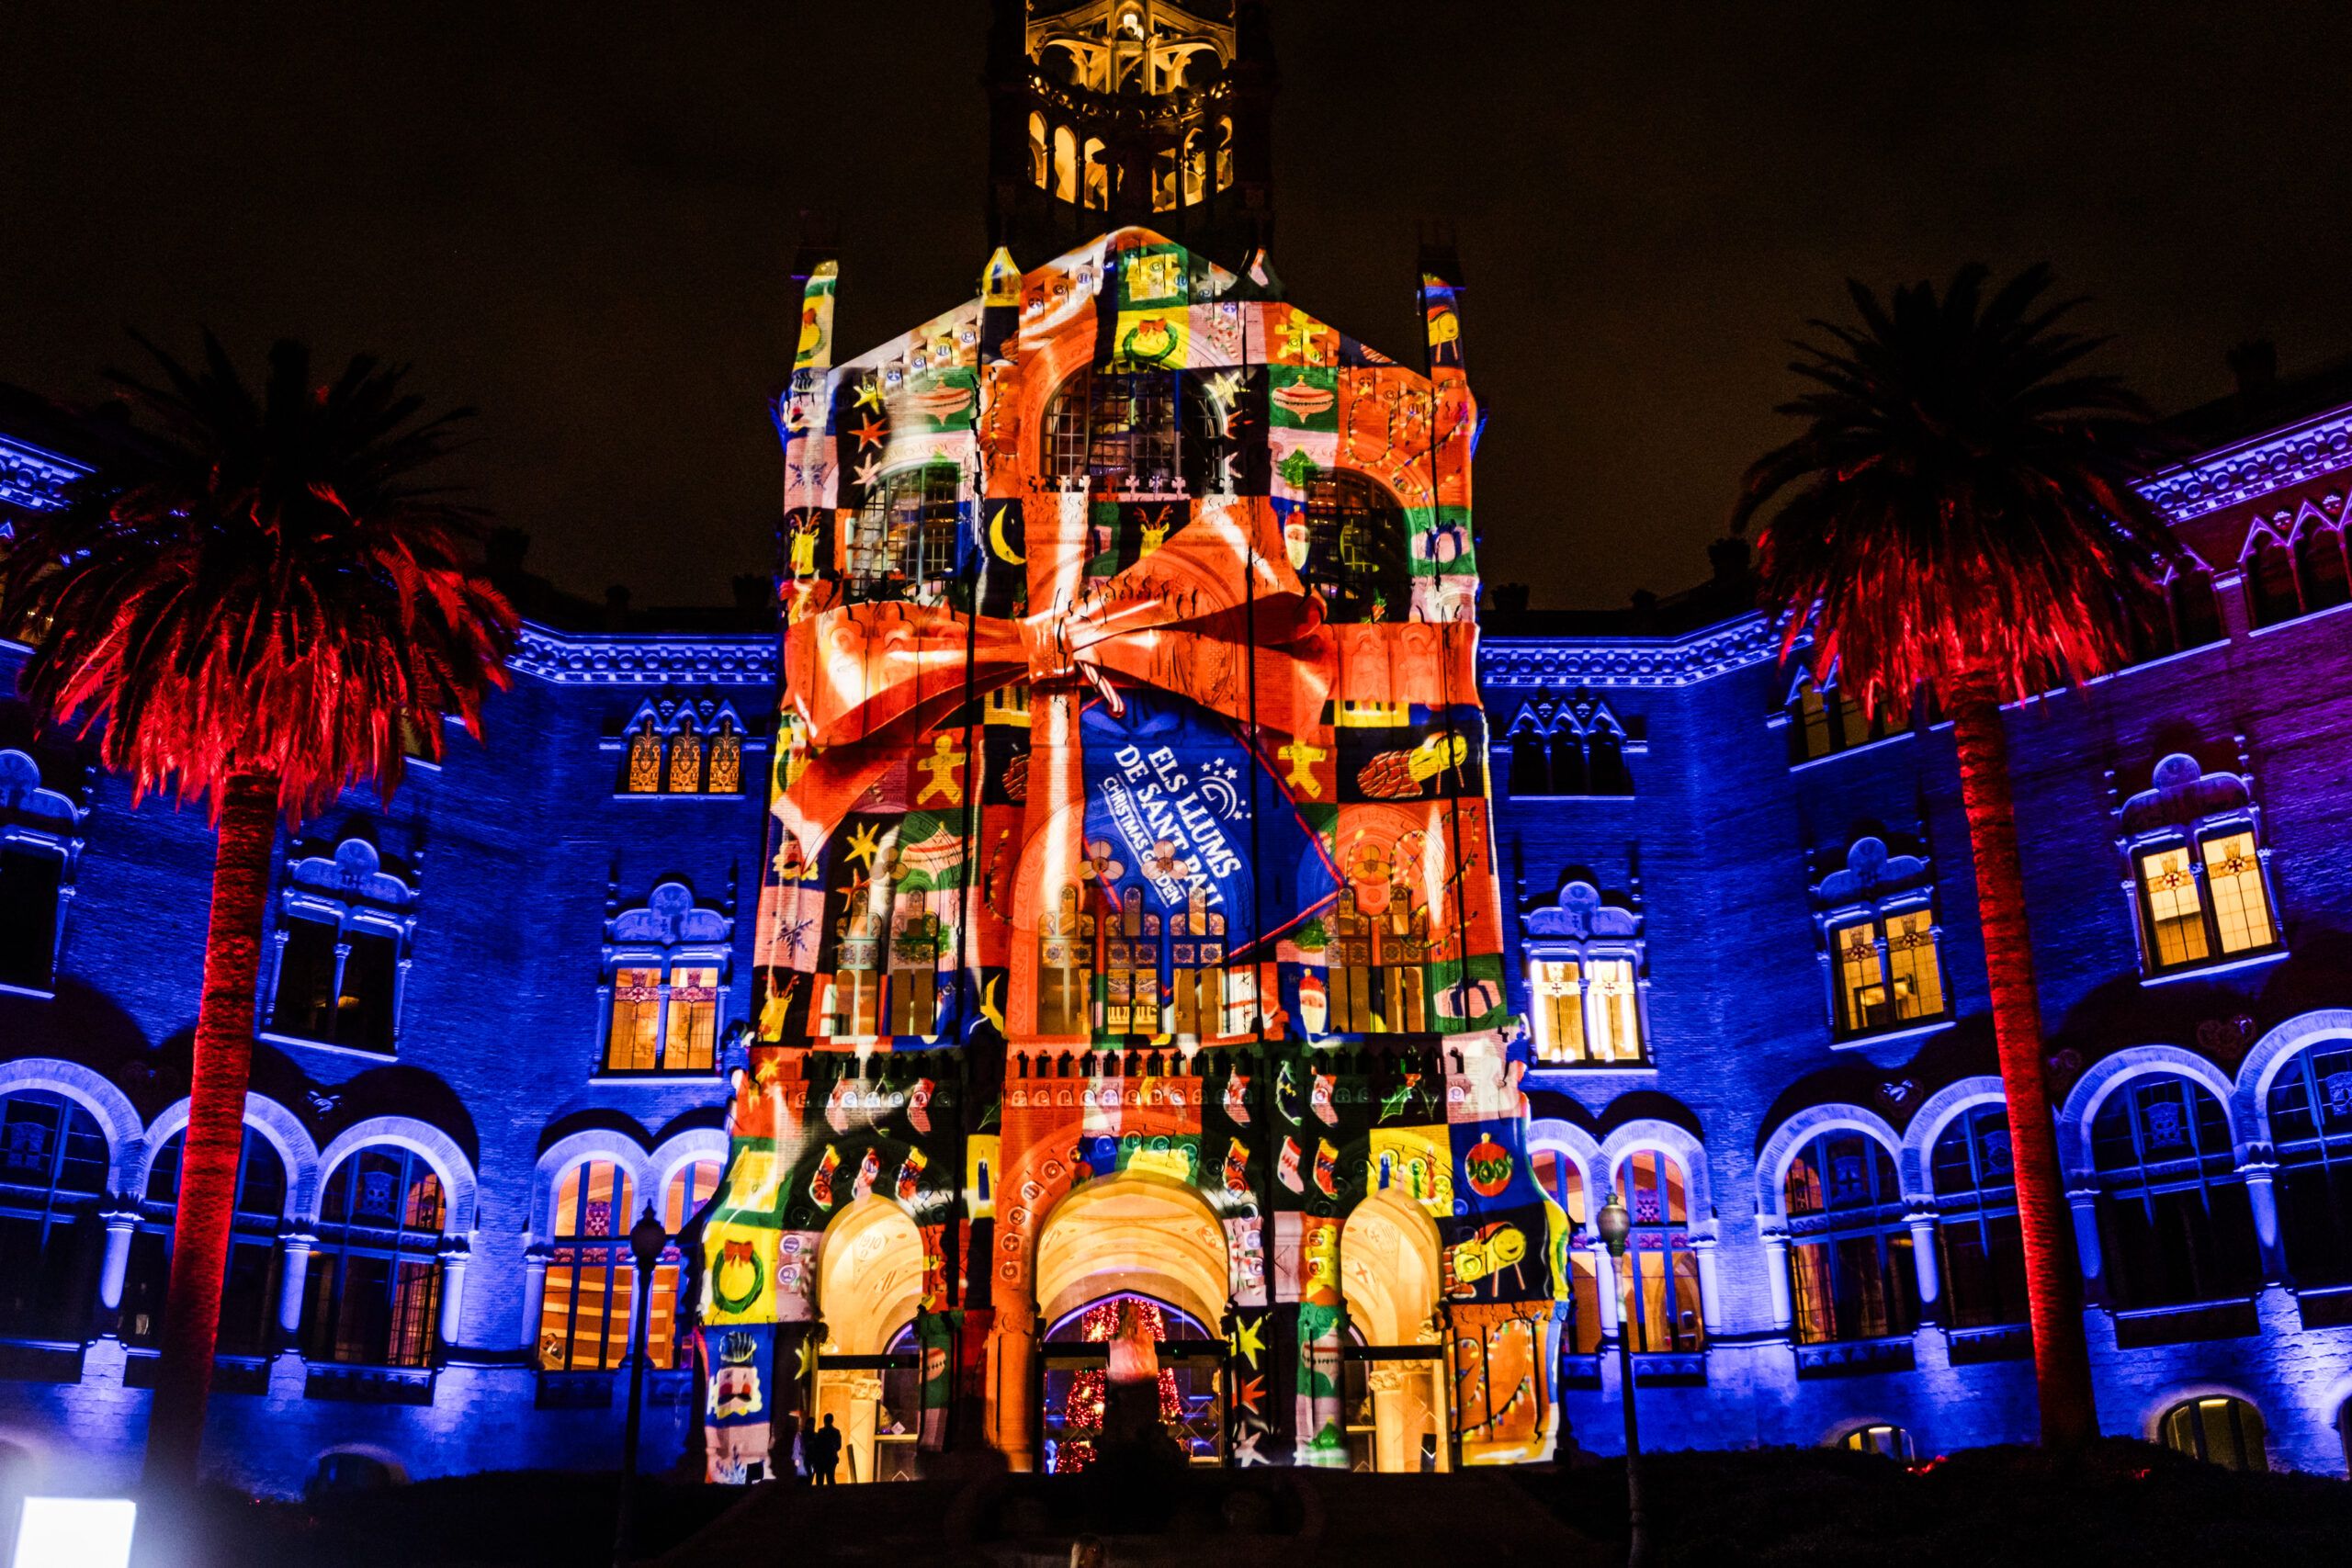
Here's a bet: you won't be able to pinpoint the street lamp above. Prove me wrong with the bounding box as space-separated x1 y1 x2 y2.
1595 1190 1649 1568
614 1202 669 1568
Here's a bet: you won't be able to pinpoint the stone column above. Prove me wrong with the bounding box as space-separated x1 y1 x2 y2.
1690 1235 1724 1336
1758 1225 1793 1333
2241 1149 2286 1284
2066 1186 2106 1304
277 1232 317 1345
519 1245 552 1361
437 1239 470 1351
97 1205 139 1314
1906 1211 1942 1321
1590 1241 1621 1337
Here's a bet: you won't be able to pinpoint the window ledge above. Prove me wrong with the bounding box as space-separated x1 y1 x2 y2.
610 792 749 802
0 980 58 1000
1830 1018 1956 1051
1505 792 1637 803
2138 948 2290 987
1526 1062 1658 1077
258 1030 397 1061
585 1072 723 1088
1789 729 1914 773
2246 595 2352 637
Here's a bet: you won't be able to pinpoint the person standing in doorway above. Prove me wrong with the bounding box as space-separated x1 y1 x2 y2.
810 1413 842 1485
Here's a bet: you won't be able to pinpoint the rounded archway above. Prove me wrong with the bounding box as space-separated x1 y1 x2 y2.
813 1196 927 1483
1339 1188 1451 1472
1035 1174 1228 1330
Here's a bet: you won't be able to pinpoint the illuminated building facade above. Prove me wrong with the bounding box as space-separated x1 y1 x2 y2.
2 0 2352 1500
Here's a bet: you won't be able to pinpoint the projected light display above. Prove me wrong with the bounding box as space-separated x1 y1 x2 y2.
696 224 1566 1481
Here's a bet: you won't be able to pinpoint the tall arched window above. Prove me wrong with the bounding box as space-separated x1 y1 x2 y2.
1026 110 1049 187
851 465 961 588
1784 1131 1918 1344
0 1090 107 1339
1042 369 1093 486
538 1160 637 1372
121 1126 287 1355
1088 373 1182 493
2167 568 2225 650
652 1159 723 1368
1532 1147 1600 1353
1929 1104 2028 1328
707 718 743 795
1083 137 1111 210
2267 1042 2352 1287
2244 535 2301 626
624 717 664 794
1611 1150 1702 1352
302 1145 446 1368
1051 125 1078 204
2161 1395 2267 1471
1303 470 1408 623
2293 523 2351 613
665 727 705 794
2090 1076 2260 1309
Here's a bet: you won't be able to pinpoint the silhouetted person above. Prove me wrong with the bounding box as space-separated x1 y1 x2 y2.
809 1413 842 1485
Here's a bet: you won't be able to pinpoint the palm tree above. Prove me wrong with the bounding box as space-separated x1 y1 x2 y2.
1 335 516 1487
1733 265 2176 1449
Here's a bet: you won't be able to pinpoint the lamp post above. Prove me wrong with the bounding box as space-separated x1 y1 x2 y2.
614 1203 669 1568
1596 1190 1649 1568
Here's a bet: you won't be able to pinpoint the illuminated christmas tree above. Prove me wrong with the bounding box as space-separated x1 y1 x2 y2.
1052 1296 1183 1473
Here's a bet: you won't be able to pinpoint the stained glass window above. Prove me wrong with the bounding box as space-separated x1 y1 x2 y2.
1830 908 1944 1038
667 728 705 794
650 1160 723 1369
539 1160 637 1372
304 1145 443 1368
607 967 663 1072
2135 825 2278 975
664 965 720 1070
707 720 743 795
624 719 664 794
2201 830 2275 953
1611 1151 1702 1352
1529 959 1586 1063
2137 844 2210 968
0 1090 107 1340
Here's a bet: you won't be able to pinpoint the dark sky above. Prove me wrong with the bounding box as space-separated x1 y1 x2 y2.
9 2 2352 611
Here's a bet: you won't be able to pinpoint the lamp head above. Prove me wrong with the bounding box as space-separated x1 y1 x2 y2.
629 1203 668 1271
1596 1190 1632 1255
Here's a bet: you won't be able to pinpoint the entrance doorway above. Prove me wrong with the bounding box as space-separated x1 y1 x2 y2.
812 1195 926 1483
1340 1187 1452 1472
1039 1294 1226 1472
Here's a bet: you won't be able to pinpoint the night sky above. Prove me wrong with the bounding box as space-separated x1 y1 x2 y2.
10 2 2352 612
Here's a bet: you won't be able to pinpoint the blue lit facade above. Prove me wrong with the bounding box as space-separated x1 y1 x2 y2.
3 389 2351 1493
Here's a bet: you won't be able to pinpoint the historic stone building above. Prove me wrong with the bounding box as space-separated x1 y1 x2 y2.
2 0 2351 1500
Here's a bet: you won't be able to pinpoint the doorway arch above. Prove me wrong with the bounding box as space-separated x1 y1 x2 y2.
1340 1188 1451 1472
814 1195 926 1482
1035 1173 1229 1329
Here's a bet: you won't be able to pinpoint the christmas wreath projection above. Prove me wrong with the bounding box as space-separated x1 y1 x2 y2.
697 227 1572 1483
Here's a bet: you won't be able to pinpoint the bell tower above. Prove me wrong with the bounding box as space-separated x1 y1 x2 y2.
985 0 1275 271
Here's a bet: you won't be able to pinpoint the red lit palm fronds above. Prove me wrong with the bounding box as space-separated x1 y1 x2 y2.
1732 264 2177 715
1 335 518 821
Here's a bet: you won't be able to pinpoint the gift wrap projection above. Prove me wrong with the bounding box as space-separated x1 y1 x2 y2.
696 226 1567 1480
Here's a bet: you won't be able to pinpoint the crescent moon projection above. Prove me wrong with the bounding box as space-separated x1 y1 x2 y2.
980 974 1006 1032
988 504 1024 565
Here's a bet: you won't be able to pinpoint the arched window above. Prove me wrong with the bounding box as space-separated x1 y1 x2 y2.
538 1159 637 1372
1051 124 1078 204
1215 115 1235 189
121 1126 287 1355
850 465 962 588
707 718 743 795
1611 1150 1702 1352
2167 568 2225 650
665 727 705 794
1838 1423 1914 1462
2090 1076 2259 1310
2294 523 2351 613
1088 372 1182 493
1532 1148 1600 1353
1508 729 1549 796
624 716 664 794
302 1145 446 1368
652 1159 723 1369
1026 110 1049 188
1585 726 1633 795
2160 1395 2267 1471
1929 1104 2029 1328
0 1090 107 1339
2244 535 2301 626
1181 126 1209 205
1784 1132 1918 1344
2266 1042 2352 1287
1302 470 1408 623
1083 137 1111 211
1786 675 1897 763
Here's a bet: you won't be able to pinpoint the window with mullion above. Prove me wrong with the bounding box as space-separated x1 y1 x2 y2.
1929 1104 2030 1329
268 910 404 1054
537 1160 638 1372
1828 905 1946 1039
302 1146 445 1368
2090 1076 2260 1310
121 1126 288 1355
605 958 725 1074
2267 1044 2352 1288
1527 949 1646 1066
1784 1132 1918 1344
0 1090 107 1340
2132 823 2279 976
1612 1151 1702 1351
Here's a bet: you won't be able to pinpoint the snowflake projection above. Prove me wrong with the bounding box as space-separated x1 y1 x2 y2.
1050 1295 1184 1474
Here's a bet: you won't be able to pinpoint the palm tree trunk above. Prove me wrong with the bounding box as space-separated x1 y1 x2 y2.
143 770 280 1490
1947 673 2097 1448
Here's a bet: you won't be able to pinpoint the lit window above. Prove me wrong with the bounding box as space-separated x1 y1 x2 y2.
1530 959 1586 1062
1303 470 1408 624
852 466 961 588
1839 1424 1914 1462
650 1160 722 1369
538 1160 637 1372
1829 907 1946 1039
0 1090 108 1340
664 966 720 1070
2201 831 2274 953
1783 1132 1917 1345
302 1145 444 1368
707 720 743 795
2137 845 2209 967
1026 110 1049 188
1611 1151 1702 1352
2134 827 2279 976
604 882 731 1074
1522 882 1647 1066
666 728 705 794
2161 1396 2267 1472
1787 677 1902 763
1532 1149 1601 1354
1331 887 1430 1037
624 718 664 794
606 967 663 1071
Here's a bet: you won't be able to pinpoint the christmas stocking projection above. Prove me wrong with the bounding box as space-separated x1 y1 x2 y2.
697 229 1569 1479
